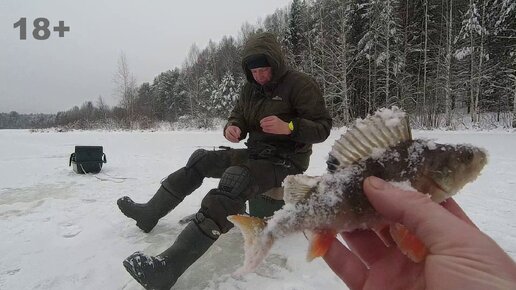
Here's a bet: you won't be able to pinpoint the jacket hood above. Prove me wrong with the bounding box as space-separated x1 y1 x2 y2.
241 32 288 86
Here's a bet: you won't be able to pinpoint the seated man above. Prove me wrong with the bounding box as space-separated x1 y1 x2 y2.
117 32 332 290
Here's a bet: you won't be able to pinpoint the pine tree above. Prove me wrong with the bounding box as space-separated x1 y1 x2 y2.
210 72 241 117
151 70 180 121
455 0 487 123
286 0 310 68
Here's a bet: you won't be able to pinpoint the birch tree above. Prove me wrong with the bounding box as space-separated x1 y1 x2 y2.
456 0 485 123
444 0 454 126
114 52 137 119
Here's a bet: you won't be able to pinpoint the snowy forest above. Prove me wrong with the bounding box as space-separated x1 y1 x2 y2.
1 0 515 130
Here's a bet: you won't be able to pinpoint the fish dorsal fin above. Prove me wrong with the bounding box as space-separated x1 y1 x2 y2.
328 106 411 171
283 174 320 204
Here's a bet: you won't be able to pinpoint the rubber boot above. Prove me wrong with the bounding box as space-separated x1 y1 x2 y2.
117 186 182 233
122 214 219 290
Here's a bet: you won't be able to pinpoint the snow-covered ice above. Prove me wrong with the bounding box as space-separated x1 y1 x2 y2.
0 129 515 289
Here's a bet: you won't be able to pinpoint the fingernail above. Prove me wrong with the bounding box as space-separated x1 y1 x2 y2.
368 176 388 190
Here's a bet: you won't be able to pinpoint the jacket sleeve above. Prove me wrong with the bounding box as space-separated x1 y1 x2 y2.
289 78 332 144
223 87 248 141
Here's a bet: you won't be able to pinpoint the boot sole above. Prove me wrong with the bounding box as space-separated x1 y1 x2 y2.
123 259 152 289
117 198 156 233
123 259 174 290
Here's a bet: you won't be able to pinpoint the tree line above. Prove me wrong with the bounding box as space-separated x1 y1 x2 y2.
3 0 515 130
280 0 515 128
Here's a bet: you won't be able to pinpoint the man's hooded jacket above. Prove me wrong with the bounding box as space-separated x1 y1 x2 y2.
225 32 332 171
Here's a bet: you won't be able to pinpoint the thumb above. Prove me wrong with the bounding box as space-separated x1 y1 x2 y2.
363 176 476 251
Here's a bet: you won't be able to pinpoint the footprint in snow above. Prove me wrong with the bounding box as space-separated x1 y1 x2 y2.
59 222 82 238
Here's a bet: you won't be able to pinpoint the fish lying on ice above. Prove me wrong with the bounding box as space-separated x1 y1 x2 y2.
228 106 488 275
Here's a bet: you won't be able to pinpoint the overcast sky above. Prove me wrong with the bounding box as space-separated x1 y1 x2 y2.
0 0 291 114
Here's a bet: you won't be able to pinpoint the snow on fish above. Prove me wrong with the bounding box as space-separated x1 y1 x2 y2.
228 106 488 275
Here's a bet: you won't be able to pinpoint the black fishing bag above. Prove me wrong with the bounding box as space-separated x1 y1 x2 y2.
69 146 107 174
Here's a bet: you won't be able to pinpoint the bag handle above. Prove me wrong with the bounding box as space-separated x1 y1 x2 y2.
69 153 75 166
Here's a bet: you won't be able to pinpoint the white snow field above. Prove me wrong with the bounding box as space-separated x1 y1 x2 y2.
0 129 515 290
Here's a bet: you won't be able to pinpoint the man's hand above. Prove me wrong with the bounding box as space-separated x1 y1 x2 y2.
224 125 241 143
323 176 516 290
260 116 291 135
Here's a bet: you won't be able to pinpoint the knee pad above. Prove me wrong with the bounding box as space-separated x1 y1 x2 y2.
218 166 252 197
186 149 208 168
200 189 246 233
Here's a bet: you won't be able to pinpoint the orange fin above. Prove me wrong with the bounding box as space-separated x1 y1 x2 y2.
389 223 428 262
307 229 337 261
227 215 273 275
227 215 267 249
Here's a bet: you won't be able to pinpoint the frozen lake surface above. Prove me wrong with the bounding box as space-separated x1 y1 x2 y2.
1 129 514 289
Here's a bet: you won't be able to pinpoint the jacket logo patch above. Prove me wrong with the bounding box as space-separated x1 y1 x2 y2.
272 96 283 101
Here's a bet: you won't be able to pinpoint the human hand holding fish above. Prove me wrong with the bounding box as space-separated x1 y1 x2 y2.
228 107 496 279
323 176 516 290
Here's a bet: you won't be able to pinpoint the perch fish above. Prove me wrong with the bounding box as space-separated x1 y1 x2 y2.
228 106 487 275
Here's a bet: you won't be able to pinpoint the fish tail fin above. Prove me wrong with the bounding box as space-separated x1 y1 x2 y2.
389 223 428 262
306 229 337 261
227 215 274 275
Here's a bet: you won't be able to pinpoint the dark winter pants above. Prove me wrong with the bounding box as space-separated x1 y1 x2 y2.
161 148 302 233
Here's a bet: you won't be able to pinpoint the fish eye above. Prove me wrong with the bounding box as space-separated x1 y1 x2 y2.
455 150 473 165
463 151 474 162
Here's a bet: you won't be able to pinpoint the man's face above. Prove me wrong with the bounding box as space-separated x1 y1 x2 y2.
250 67 272 86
